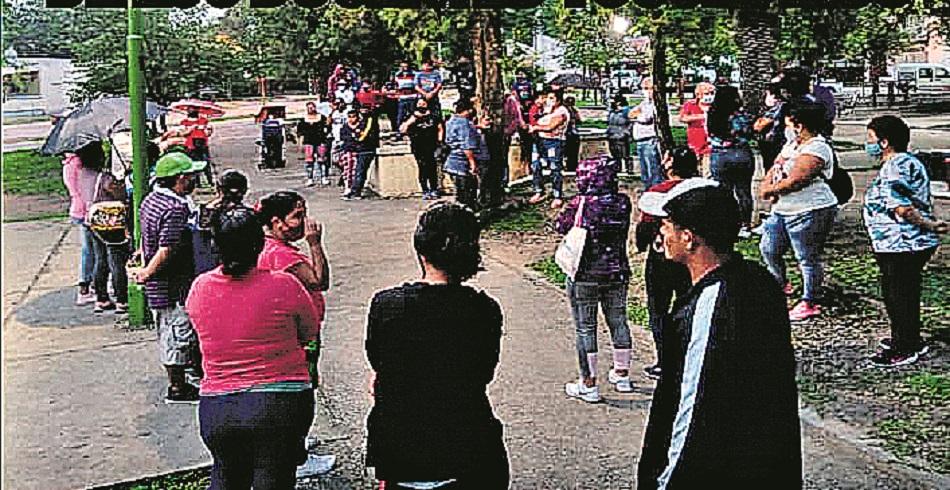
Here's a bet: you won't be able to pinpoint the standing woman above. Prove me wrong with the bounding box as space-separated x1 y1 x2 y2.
187 207 320 489
366 202 509 489
707 85 755 233
863 115 947 367
400 97 445 200
679 82 714 176
758 102 838 322
555 157 634 402
634 147 696 380
297 102 331 186
62 142 106 306
605 94 633 173
528 88 571 208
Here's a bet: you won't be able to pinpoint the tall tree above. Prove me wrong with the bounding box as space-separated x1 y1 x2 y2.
472 9 507 206
735 7 779 117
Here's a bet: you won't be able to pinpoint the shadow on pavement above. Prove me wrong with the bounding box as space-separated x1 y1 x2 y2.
14 287 119 328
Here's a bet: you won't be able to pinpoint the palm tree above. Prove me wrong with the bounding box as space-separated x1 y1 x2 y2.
735 7 779 117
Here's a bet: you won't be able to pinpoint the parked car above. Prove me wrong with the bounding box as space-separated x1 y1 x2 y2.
884 63 950 93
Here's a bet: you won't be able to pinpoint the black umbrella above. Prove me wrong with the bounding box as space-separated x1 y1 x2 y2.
40 96 169 156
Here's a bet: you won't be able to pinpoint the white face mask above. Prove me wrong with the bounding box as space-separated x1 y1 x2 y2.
701 94 715 105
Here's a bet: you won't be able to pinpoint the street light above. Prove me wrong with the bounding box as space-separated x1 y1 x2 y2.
611 16 631 36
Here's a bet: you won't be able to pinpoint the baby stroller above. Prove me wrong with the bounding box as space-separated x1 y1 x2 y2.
256 105 289 170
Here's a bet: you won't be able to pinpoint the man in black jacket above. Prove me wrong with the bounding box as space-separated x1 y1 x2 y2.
636 178 802 490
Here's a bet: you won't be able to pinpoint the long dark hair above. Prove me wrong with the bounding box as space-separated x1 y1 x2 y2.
212 207 263 277
707 85 743 140
413 202 482 283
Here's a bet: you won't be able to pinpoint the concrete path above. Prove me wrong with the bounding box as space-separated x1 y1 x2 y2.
3 119 948 489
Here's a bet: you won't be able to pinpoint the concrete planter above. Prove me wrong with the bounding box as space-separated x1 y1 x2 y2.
368 129 614 198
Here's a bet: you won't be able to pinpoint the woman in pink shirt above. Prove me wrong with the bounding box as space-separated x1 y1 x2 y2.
256 191 330 382
62 142 107 305
186 207 320 489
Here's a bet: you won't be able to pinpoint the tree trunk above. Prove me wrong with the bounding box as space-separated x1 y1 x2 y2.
472 10 506 207
650 16 674 151
735 8 778 118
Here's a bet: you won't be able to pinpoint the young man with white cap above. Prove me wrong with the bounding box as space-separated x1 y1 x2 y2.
636 179 802 489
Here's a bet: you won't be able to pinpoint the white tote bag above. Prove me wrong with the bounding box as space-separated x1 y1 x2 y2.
554 197 587 280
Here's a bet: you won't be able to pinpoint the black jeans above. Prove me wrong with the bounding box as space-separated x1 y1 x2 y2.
645 250 691 365
199 390 314 490
608 138 631 173
411 143 440 193
453 174 478 211
874 247 937 353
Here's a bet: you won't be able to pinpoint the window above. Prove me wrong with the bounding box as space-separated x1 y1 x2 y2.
919 68 934 81
2 70 41 96
935 68 950 80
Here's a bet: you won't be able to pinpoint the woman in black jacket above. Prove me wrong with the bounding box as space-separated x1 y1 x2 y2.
365 202 509 489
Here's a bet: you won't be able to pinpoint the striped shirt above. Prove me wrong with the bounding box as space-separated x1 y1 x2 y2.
140 186 194 309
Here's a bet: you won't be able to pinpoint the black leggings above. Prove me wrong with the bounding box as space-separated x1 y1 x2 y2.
199 390 314 490
411 144 439 193
874 247 937 353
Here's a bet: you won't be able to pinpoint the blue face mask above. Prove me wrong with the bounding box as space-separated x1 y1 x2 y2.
865 142 883 157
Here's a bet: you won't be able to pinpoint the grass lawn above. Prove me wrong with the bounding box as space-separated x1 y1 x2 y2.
2 150 67 196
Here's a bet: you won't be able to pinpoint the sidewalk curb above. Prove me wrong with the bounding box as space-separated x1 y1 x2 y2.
86 463 211 489
799 407 950 487
3 223 70 325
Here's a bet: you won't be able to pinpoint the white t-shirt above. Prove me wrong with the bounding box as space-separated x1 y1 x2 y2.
772 135 838 215
538 105 571 140
632 98 657 140
330 110 347 140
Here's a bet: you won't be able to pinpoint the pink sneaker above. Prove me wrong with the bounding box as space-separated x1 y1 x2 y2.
528 193 545 205
782 282 795 296
789 301 821 321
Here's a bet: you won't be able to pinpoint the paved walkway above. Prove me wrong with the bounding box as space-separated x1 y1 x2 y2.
3 120 948 489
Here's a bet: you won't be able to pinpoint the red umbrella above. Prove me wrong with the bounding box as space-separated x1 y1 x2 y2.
169 99 225 118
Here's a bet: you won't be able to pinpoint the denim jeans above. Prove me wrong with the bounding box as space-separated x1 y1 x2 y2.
759 206 837 303
91 233 130 303
566 279 632 380
396 97 418 133
200 390 314 490
636 137 663 188
349 151 376 197
710 147 755 224
532 138 564 198
74 220 95 287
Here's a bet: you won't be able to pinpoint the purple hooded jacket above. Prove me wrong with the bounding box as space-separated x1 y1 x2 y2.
555 156 632 283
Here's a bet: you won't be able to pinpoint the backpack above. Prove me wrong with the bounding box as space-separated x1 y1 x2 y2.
823 151 854 206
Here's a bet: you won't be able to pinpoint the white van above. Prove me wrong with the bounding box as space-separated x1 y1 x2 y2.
893 63 950 93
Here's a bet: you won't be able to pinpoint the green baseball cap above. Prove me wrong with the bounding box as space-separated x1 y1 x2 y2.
154 152 207 178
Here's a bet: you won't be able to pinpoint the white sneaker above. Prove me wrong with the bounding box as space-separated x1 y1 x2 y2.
737 227 752 239
306 178 315 187
76 290 95 306
607 369 634 393
565 380 601 403
321 177 331 185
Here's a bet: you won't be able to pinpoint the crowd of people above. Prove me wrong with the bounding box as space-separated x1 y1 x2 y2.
54 60 947 489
